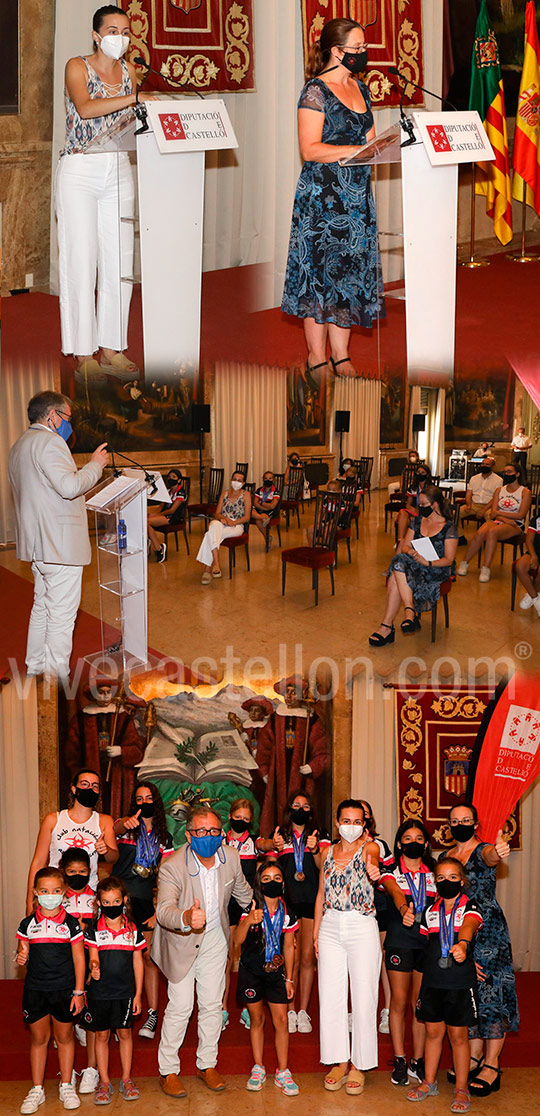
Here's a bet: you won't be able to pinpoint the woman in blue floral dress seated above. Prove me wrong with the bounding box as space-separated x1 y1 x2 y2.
369 486 458 646
281 18 385 379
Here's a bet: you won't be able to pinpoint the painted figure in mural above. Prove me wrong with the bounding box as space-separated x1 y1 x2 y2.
238 697 274 752
256 676 331 836
63 679 145 817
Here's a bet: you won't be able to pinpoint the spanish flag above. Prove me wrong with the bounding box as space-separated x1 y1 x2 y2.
469 0 513 245
512 0 540 217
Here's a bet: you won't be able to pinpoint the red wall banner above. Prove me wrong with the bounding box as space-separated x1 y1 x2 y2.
121 0 254 93
395 687 521 849
301 0 424 109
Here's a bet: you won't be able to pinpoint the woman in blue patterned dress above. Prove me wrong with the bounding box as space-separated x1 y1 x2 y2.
281 19 385 379
369 486 459 646
444 803 518 1097
56 6 155 384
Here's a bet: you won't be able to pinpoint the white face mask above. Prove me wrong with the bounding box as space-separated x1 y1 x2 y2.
97 32 130 60
231 480 243 491
338 823 364 844
38 892 63 910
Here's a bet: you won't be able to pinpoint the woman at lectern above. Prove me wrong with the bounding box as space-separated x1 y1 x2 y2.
281 18 385 380
56 6 154 387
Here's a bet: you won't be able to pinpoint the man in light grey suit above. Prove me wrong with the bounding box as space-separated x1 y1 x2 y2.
152 806 253 1098
8 390 109 678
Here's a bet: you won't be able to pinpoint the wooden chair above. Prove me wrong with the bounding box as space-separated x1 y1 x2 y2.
156 475 191 555
475 530 526 568
384 464 417 532
253 472 284 552
281 467 304 529
527 463 540 497
221 520 251 578
423 577 452 642
188 467 224 531
281 490 342 606
334 483 357 566
235 461 249 479
358 456 374 504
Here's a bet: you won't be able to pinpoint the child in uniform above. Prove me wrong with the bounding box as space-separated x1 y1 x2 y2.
236 860 299 1096
407 857 483 1114
16 866 85 1114
60 848 99 1094
83 876 145 1104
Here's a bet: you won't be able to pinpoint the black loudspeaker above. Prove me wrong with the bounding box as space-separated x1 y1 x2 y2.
191 403 211 433
412 413 426 433
335 410 350 433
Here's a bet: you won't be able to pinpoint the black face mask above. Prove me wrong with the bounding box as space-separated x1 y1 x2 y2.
450 822 476 843
261 880 283 898
480 466 492 475
436 879 462 900
340 48 368 74
401 840 425 861
504 474 517 484
263 479 273 488
291 807 312 825
290 459 299 467
138 802 155 819
101 904 123 920
230 817 250 834
416 473 429 484
66 873 90 892
419 505 433 518
74 787 100 809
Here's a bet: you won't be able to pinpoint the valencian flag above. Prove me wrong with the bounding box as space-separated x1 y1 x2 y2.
467 673 540 843
469 0 513 245
512 0 540 217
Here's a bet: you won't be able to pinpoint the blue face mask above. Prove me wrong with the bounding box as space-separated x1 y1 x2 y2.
190 833 223 859
57 418 73 441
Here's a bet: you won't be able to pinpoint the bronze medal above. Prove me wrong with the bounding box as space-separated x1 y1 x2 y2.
272 952 284 969
294 871 305 882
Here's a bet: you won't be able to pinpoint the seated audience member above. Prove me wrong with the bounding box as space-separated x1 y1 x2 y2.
147 470 187 564
196 471 251 585
369 486 458 646
387 449 420 497
514 506 540 615
307 480 345 546
473 441 492 462
458 465 532 583
284 453 303 497
252 471 280 546
395 464 432 544
460 457 500 523
337 460 362 506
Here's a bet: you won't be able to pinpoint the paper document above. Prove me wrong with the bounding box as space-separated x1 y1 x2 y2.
124 469 171 504
86 475 139 510
411 536 439 562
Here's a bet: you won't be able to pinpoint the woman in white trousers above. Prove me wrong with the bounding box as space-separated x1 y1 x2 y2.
196 471 252 584
56 5 154 383
314 799 382 1096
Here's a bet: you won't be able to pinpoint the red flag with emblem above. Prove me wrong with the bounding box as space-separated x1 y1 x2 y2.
512 0 540 217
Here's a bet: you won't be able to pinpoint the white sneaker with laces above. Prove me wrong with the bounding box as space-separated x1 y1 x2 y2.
74 1024 87 1047
457 561 469 576
379 1007 390 1033
59 1081 81 1110
287 1010 297 1033
79 1067 100 1094
20 1086 45 1114
274 1068 299 1097
479 565 491 582
520 593 534 610
296 1009 312 1033
138 1008 158 1039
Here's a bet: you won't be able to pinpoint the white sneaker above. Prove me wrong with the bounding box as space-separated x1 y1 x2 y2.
79 1067 100 1094
59 1082 81 1110
138 1008 158 1039
379 1007 390 1033
74 1024 87 1047
20 1087 45 1114
479 565 491 582
296 1009 312 1033
457 561 469 576
287 1010 297 1033
520 593 534 610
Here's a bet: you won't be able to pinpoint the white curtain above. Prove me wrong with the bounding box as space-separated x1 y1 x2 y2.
213 362 287 484
351 675 540 971
332 378 382 487
0 679 40 978
0 360 60 546
426 388 446 479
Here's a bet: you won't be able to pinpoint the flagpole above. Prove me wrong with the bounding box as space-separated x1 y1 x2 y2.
461 163 490 268
509 180 540 262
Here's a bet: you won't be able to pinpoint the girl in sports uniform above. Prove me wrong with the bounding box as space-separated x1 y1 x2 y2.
16 866 85 1114
222 798 271 1030
60 848 99 1094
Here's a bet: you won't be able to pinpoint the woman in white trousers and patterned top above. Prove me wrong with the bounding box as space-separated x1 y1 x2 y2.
314 799 382 1096
56 5 154 384
196 472 252 585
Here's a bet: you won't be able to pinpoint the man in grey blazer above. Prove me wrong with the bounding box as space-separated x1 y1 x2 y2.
152 806 253 1097
8 390 109 678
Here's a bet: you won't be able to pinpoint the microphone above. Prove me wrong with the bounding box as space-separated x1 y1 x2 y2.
134 56 205 100
113 450 158 495
109 447 122 478
388 67 457 111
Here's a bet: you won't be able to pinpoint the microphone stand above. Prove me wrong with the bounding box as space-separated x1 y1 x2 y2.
112 450 158 496
398 78 416 148
389 69 457 149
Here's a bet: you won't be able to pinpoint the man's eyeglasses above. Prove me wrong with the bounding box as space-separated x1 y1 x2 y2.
55 409 72 422
190 827 222 838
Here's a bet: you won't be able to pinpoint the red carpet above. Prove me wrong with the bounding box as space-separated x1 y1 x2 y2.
0 972 537 1079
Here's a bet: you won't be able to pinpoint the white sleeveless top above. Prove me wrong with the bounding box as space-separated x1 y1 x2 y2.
49 809 101 889
497 484 525 527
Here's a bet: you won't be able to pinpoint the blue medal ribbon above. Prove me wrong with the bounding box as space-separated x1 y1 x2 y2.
262 899 285 963
292 829 306 877
135 824 160 869
439 897 460 959
404 868 427 920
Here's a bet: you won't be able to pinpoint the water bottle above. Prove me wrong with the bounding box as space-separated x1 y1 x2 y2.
117 518 127 552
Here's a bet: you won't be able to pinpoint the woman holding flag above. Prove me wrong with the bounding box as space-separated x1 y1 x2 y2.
444 803 519 1097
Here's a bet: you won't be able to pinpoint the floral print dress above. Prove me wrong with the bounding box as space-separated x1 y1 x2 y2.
464 843 519 1039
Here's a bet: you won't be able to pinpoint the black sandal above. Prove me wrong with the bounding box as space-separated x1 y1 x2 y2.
400 606 421 633
468 1066 502 1096
447 1055 483 1086
330 356 356 377
306 360 329 375
369 623 395 646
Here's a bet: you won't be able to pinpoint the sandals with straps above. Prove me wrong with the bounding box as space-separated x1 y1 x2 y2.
330 356 357 377
451 1088 471 1113
401 605 421 633
369 622 395 647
